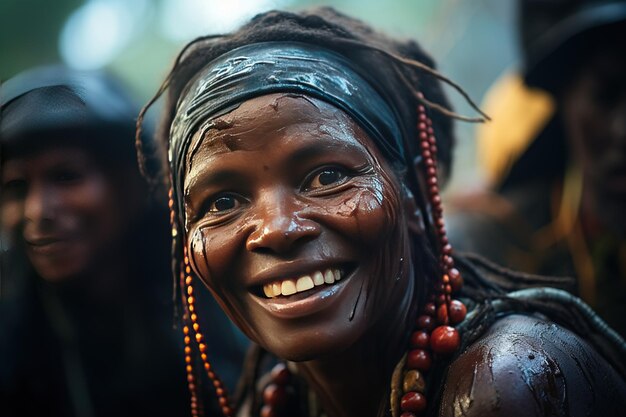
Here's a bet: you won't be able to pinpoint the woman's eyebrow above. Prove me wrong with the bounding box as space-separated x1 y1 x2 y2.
287 141 363 165
186 169 243 193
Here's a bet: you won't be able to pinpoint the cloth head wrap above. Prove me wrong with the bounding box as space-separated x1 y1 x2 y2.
169 42 406 215
1 65 140 159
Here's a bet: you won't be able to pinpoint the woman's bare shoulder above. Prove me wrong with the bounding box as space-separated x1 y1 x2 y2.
438 314 626 417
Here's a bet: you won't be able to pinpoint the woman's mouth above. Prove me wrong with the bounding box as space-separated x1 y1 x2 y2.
249 264 357 319
262 268 343 298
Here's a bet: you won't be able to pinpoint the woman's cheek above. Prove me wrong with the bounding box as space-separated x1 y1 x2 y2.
314 179 391 246
188 223 238 291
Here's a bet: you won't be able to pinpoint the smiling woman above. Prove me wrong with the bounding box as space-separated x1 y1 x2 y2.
0 66 192 417
137 7 626 417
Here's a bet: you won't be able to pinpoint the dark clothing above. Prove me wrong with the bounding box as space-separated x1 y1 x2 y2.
447 179 626 338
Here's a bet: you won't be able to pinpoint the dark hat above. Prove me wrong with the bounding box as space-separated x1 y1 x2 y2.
521 0 626 94
1 65 140 160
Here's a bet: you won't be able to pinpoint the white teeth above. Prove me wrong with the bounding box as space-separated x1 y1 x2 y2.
296 276 314 292
312 271 325 286
262 268 345 298
281 280 297 296
324 269 335 284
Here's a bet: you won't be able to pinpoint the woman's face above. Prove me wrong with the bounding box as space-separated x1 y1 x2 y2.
1 145 136 282
184 94 409 360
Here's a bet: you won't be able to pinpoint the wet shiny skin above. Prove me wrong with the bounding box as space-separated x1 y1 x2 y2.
183 94 415 362
1 147 136 282
441 315 626 417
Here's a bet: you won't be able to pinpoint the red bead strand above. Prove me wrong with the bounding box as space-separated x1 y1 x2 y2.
170 188 234 417
183 247 234 417
398 97 469 415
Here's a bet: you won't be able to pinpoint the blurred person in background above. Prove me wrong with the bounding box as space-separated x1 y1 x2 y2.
448 0 626 336
0 66 236 416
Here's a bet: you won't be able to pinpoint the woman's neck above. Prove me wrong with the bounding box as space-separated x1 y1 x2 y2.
295 264 418 417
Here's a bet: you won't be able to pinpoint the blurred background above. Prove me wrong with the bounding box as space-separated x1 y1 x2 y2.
0 0 518 191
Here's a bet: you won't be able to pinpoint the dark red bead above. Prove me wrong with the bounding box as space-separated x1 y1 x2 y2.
449 300 467 324
436 304 448 325
442 243 452 255
427 167 436 176
407 349 431 371
427 176 437 186
270 363 291 385
425 157 434 167
422 150 432 159
410 331 430 349
263 383 288 408
429 185 439 196
419 113 427 121
260 405 276 417
435 294 446 306
430 325 460 355
449 268 463 292
400 392 427 413
420 140 430 149
445 284 452 294
418 122 427 131
416 315 434 331
424 302 436 316
400 413 417 417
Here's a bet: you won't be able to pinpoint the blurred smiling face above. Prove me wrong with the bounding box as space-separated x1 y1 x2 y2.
1 145 131 282
183 94 410 361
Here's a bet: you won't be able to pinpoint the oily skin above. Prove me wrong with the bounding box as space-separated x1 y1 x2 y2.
1 146 139 283
561 46 626 235
440 314 626 417
184 94 418 417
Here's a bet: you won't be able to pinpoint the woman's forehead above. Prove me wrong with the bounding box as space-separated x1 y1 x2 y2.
185 94 373 166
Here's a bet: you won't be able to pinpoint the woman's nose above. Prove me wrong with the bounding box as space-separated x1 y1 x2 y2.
246 191 321 254
24 183 55 225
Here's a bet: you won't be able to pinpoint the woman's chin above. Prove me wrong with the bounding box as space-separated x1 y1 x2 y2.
258 324 364 363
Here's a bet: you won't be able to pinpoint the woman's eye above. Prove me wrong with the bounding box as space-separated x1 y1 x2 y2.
306 168 349 190
208 195 240 212
1 180 26 200
53 170 82 183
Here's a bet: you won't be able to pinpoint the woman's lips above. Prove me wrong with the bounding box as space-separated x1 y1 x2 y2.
249 266 355 319
25 236 75 256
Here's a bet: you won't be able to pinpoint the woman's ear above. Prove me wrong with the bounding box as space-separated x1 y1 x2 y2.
403 187 425 235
